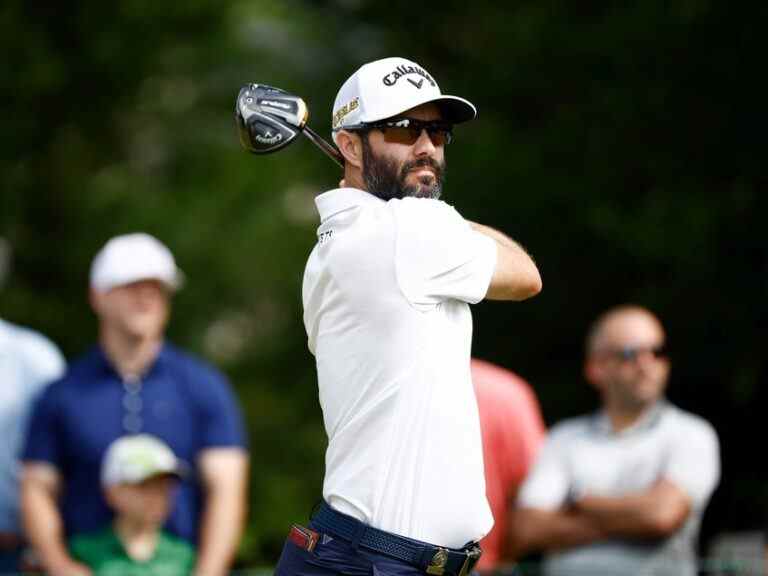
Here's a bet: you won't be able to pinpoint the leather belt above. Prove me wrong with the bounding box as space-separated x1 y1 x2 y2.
311 502 482 576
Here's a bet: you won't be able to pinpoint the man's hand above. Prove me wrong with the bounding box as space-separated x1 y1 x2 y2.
507 506 606 559
45 556 92 576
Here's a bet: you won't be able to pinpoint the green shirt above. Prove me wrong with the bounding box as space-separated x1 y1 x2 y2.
70 527 195 576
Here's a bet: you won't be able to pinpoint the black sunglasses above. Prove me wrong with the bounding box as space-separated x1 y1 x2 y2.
600 344 668 363
348 118 454 146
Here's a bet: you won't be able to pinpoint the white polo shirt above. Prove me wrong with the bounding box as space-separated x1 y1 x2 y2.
517 401 721 576
302 187 497 548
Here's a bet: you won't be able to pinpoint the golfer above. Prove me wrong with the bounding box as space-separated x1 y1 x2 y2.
275 57 542 576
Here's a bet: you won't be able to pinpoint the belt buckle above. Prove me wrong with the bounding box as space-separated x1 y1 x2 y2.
426 547 449 575
458 545 482 576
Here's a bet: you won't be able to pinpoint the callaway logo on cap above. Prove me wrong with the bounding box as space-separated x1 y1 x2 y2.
331 57 476 143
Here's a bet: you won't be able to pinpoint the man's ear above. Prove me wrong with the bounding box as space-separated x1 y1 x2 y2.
335 130 364 169
584 356 603 391
89 288 103 315
104 485 127 511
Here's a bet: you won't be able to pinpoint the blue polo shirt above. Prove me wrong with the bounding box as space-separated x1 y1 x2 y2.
22 343 247 544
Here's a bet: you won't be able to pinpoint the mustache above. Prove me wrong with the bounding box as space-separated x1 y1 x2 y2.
400 157 444 180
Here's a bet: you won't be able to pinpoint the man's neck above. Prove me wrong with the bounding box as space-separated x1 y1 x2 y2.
100 328 162 381
343 169 365 191
114 516 160 562
605 401 658 433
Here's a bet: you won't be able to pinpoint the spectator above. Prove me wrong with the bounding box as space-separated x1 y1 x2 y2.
508 304 720 576
70 434 195 575
21 233 249 576
471 358 546 573
0 237 66 573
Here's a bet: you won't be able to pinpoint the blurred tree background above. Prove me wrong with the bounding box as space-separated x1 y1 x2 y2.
1 0 766 567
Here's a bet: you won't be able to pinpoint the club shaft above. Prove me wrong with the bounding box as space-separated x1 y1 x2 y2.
303 126 344 168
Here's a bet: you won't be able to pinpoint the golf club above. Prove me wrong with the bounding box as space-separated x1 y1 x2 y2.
235 84 344 168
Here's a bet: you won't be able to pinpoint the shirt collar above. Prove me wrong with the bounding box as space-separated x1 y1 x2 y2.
315 187 384 223
94 341 168 382
592 398 669 436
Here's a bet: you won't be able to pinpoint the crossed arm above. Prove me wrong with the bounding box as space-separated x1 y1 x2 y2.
507 479 692 559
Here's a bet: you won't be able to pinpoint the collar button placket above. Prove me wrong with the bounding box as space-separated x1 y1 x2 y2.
122 375 144 434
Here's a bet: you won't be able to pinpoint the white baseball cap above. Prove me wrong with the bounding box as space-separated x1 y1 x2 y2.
101 434 186 486
331 57 476 143
90 233 184 293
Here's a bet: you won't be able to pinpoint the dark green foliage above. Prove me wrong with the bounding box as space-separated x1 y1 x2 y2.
2 0 766 565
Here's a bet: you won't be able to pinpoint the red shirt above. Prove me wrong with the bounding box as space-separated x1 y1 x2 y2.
471 358 546 571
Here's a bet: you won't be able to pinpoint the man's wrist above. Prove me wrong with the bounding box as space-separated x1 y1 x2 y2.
40 546 75 570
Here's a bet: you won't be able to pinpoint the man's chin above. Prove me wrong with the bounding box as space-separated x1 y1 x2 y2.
400 178 438 199
122 322 165 341
417 188 441 199
400 185 439 199
418 183 442 199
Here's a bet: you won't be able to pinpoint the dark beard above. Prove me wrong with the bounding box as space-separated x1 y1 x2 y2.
361 135 445 201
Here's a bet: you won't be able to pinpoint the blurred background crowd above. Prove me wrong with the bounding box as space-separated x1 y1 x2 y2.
2 0 766 574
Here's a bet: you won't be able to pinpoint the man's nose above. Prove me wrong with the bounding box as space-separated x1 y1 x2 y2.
134 282 161 300
412 128 437 155
633 349 660 370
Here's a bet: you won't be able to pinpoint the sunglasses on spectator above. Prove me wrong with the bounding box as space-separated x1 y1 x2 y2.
598 344 668 363
350 118 454 146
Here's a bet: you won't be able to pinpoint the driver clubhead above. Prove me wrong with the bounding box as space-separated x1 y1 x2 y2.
235 84 309 154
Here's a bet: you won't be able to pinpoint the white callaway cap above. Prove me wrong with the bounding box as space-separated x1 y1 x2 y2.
331 57 476 143
90 233 184 293
101 434 186 486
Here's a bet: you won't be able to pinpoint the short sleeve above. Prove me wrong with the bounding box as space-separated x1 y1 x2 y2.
662 417 720 508
392 198 497 309
25 333 66 392
516 430 572 510
21 384 63 466
14 324 65 398
197 368 248 450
